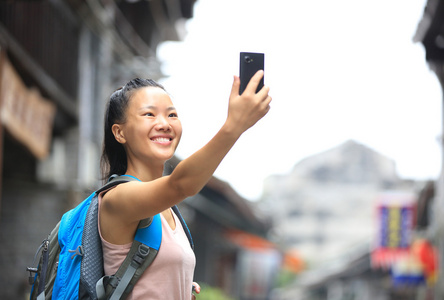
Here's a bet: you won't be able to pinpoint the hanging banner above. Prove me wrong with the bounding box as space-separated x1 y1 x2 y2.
371 191 416 269
391 239 438 287
0 56 56 159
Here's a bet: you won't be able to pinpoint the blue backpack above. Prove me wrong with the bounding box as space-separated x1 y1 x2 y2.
27 175 193 300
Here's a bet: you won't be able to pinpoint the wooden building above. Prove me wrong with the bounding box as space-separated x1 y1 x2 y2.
0 0 183 298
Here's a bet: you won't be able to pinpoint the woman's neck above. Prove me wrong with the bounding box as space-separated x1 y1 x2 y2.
125 161 164 182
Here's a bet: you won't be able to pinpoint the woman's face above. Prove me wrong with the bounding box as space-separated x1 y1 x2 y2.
114 87 182 164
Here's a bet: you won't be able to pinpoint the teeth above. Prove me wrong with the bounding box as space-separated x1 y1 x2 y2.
153 137 171 142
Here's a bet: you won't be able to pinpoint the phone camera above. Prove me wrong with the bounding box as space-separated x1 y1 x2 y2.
244 56 253 63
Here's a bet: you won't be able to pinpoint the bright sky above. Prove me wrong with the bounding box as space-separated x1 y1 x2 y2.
157 0 442 201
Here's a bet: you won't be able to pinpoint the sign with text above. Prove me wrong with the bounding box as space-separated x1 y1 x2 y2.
0 56 56 159
378 205 414 248
371 191 417 269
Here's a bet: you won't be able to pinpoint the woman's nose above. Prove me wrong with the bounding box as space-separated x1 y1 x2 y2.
155 116 171 131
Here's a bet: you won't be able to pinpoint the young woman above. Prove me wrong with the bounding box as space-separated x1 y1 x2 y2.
99 71 271 299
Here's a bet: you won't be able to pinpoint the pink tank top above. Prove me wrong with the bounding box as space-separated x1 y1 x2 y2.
98 196 196 300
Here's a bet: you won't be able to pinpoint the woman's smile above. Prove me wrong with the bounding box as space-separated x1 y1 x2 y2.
151 135 174 145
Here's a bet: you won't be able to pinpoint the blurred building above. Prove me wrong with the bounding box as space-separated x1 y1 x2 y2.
261 140 436 300
260 140 421 266
273 182 436 300
414 0 444 298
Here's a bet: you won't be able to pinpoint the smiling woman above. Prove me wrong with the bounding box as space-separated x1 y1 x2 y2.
111 87 182 169
97 75 271 299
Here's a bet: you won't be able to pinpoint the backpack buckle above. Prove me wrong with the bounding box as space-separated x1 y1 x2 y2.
131 244 150 267
27 267 38 285
138 244 150 257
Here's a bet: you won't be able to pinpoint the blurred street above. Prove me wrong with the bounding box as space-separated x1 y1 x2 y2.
1 1 444 300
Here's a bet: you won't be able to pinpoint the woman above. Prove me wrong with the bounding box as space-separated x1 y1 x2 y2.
99 71 271 299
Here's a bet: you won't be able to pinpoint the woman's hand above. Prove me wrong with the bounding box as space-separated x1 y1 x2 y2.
192 282 201 299
225 70 272 136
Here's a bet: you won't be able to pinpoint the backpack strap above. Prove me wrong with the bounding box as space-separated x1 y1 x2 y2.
96 214 162 300
172 205 194 250
80 175 148 299
28 221 61 300
95 175 161 300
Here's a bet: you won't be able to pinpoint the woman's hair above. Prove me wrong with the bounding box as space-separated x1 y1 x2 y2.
100 78 166 181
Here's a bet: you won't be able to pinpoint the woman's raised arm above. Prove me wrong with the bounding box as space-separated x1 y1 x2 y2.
103 71 271 223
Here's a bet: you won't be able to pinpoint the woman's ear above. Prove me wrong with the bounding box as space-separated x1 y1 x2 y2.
112 124 126 144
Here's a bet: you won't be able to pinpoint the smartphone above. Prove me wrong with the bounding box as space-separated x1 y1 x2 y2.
239 52 264 94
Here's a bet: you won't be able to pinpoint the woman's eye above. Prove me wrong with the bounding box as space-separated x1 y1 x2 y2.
145 112 154 117
169 113 178 118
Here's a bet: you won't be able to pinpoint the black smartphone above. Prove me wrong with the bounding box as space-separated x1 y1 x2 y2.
239 52 264 94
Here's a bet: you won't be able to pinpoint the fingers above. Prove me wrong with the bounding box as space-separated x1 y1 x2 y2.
262 93 272 108
238 71 272 114
252 82 271 115
244 70 264 94
192 282 201 294
230 75 241 98
226 72 271 133
233 70 267 96
257 85 271 100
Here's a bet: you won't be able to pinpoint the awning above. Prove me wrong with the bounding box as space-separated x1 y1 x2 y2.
225 229 276 250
